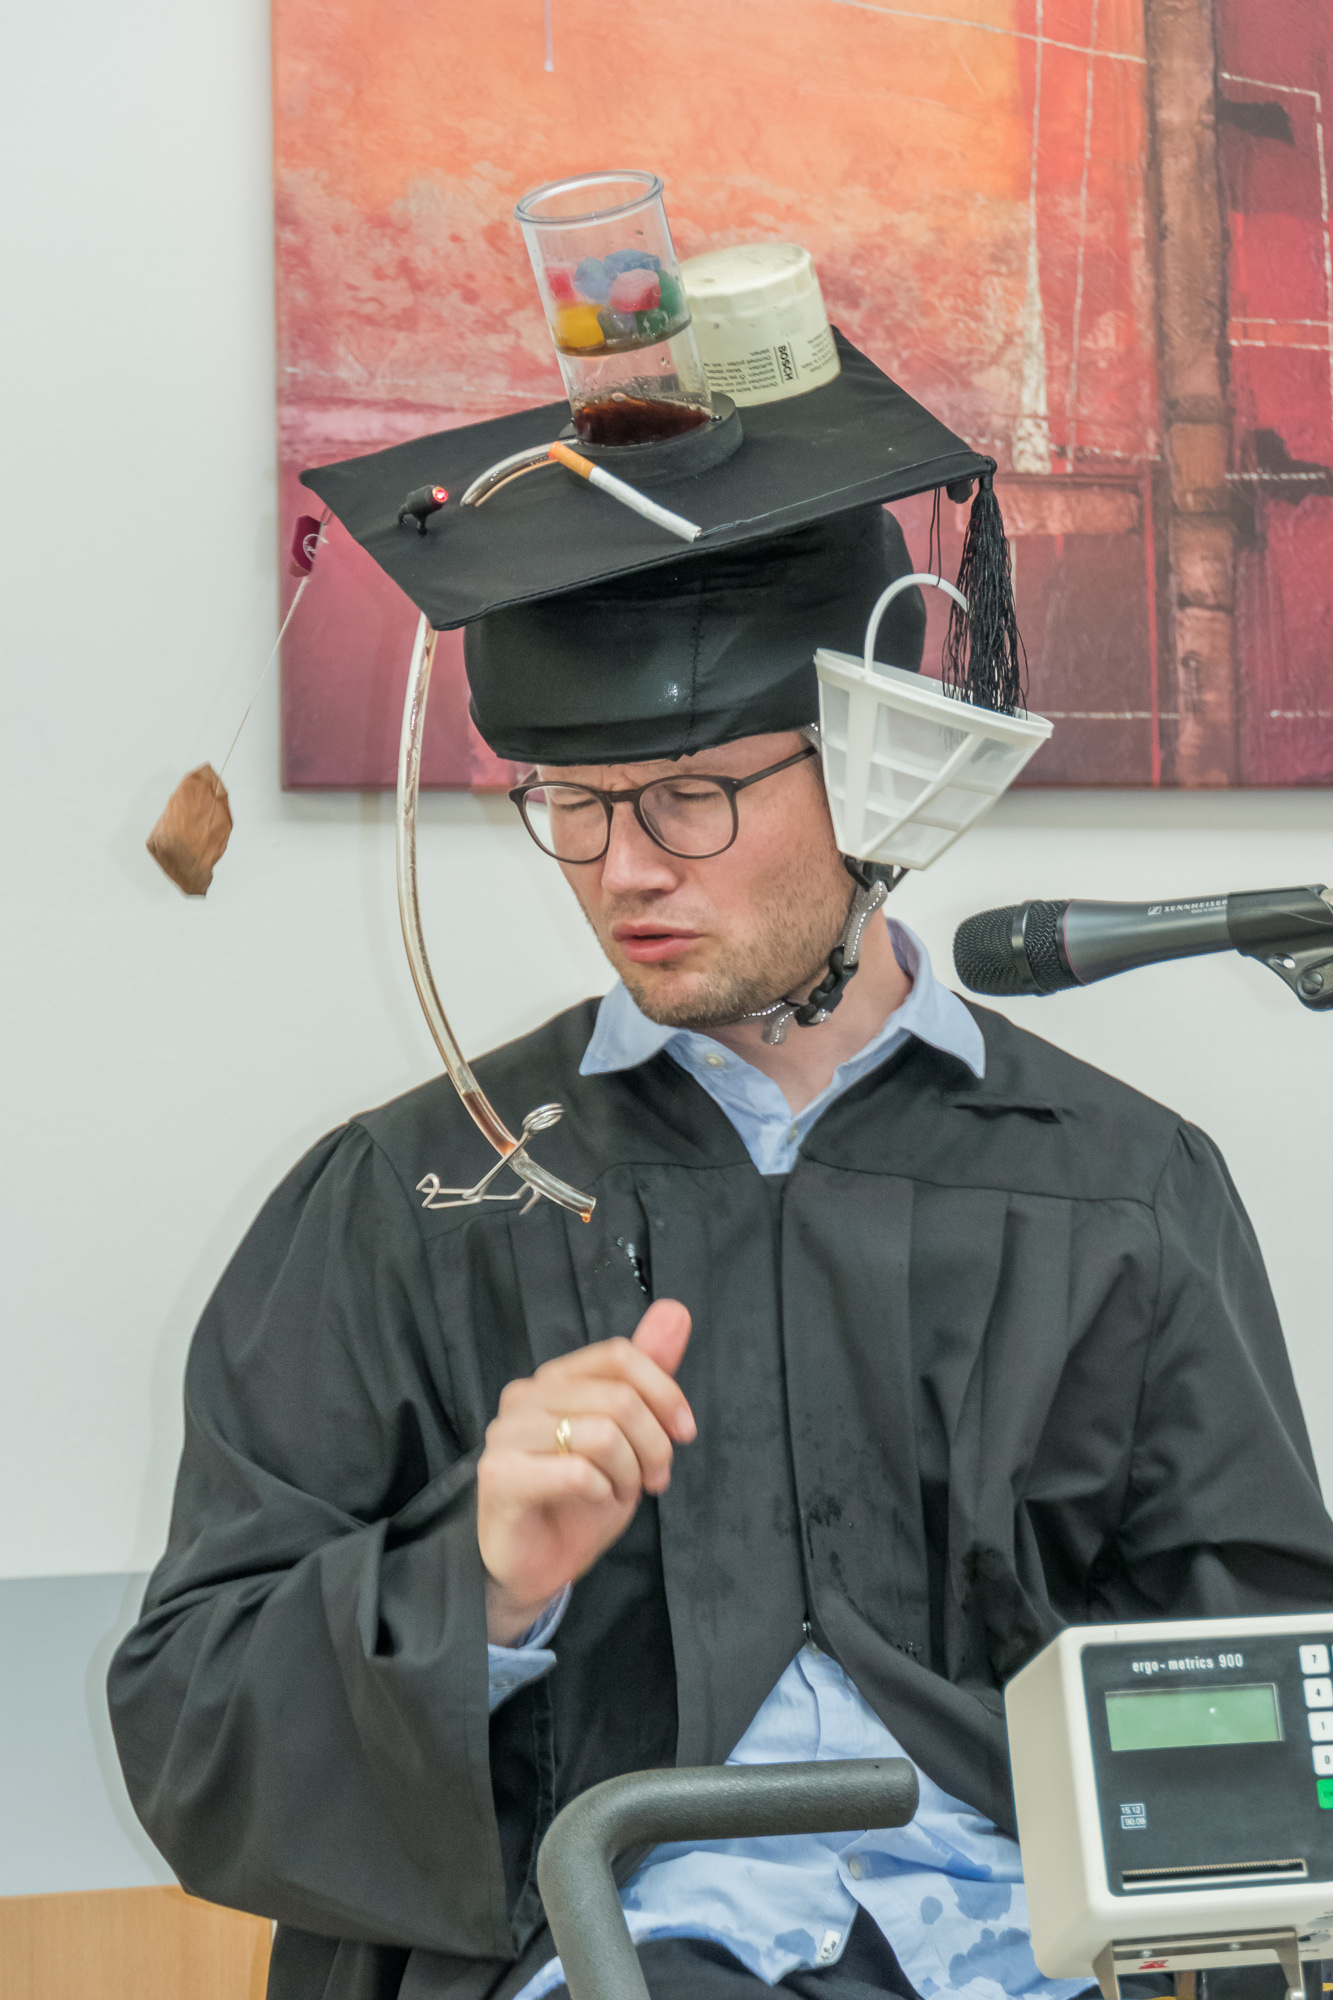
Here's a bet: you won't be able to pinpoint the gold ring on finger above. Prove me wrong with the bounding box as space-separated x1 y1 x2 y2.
554 1415 574 1455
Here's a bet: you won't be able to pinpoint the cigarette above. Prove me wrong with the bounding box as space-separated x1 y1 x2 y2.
548 440 702 544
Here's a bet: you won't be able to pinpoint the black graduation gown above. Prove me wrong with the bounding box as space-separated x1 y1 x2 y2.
107 1000 1333 2000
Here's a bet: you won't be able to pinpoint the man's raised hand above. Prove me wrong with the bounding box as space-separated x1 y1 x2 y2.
476 1298 694 1644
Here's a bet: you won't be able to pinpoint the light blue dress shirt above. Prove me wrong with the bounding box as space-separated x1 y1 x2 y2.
489 920 1087 2000
578 916 984 1175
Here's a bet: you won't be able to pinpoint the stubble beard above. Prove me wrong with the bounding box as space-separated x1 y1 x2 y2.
596 855 855 1032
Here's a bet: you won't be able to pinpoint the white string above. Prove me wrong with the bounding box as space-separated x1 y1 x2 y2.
215 525 324 785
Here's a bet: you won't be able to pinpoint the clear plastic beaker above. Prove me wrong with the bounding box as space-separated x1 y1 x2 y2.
515 171 714 446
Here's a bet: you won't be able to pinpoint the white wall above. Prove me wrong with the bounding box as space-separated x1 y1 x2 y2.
2 0 1331 1586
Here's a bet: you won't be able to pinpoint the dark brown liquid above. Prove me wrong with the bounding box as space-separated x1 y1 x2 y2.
574 397 712 447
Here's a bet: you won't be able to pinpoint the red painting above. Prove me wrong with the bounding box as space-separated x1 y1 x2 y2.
275 0 1333 789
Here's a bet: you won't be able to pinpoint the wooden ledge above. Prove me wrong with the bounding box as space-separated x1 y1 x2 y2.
0 1884 271 2000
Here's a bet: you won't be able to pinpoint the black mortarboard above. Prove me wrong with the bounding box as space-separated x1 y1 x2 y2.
301 331 1019 764
466 504 922 764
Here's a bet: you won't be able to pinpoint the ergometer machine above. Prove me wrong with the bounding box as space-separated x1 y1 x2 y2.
525 1616 1333 2000
1006 1616 1333 2000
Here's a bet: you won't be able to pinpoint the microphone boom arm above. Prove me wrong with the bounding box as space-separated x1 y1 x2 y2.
1236 890 1333 1009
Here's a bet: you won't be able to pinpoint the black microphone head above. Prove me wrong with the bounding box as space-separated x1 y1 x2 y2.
953 905 1027 994
1022 900 1077 992
953 900 1076 995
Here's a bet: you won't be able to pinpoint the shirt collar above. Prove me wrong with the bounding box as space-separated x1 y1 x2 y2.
580 916 985 1083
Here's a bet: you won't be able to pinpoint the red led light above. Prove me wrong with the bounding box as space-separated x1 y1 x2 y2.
432 486 449 503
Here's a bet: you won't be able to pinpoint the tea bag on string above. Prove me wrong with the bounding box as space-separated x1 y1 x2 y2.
145 512 326 898
146 765 233 896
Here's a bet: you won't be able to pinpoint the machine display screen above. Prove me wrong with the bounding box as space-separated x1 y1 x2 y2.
1105 1683 1282 1752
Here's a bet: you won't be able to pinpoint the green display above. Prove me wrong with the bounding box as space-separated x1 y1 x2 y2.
1106 1683 1282 1752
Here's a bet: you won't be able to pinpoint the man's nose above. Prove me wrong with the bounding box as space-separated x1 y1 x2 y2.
599 802 682 895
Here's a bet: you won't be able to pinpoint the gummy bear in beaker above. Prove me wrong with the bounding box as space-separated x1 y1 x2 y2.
515 171 714 447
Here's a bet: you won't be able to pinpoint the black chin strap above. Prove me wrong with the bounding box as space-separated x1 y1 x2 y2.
738 857 901 1047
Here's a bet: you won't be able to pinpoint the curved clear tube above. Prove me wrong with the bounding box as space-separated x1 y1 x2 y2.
396 615 596 1220
460 445 557 509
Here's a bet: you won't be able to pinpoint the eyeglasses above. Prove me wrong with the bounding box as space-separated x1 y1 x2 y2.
509 744 819 864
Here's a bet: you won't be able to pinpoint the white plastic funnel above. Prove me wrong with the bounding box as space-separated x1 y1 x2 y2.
816 573 1053 870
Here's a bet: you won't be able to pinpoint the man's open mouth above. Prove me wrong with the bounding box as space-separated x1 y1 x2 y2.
612 923 702 965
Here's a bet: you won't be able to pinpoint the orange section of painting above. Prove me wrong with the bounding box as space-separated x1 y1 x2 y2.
276 0 1151 458
276 0 1333 787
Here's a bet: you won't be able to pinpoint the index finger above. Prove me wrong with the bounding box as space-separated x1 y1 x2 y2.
539 1334 696 1443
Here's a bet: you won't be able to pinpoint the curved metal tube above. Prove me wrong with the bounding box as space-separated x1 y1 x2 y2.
396 615 596 1219
537 1759 920 2000
460 445 558 508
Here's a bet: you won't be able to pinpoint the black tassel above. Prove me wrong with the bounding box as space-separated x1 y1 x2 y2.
941 473 1027 716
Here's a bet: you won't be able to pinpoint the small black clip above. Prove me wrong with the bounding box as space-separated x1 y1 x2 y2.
397 484 449 536
843 854 903 895
792 945 858 1026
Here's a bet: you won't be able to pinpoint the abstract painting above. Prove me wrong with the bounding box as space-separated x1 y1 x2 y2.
275 0 1333 788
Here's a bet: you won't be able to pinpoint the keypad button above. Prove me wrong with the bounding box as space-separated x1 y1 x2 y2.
1318 1778 1333 1809
1314 1746 1333 1777
1310 1714 1333 1742
1304 1678 1333 1708
1301 1644 1331 1677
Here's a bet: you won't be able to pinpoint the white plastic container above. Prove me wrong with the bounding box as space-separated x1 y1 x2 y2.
679 243 841 406
816 574 1054 870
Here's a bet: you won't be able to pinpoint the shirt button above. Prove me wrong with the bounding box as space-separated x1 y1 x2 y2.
847 1854 865 1881
704 1053 726 1069
787 1122 799 1143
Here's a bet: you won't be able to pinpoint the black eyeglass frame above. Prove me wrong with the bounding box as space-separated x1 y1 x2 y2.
508 743 820 863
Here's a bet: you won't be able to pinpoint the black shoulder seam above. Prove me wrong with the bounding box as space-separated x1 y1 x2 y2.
799 1158 1162 1207
958 997 1195 1154
1117 1122 1182 1539
346 1114 458 1406
349 1113 426 1215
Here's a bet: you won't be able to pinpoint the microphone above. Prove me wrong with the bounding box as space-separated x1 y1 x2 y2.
953 886 1333 1011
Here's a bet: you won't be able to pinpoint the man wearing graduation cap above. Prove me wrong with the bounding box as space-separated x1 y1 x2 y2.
110 324 1333 2000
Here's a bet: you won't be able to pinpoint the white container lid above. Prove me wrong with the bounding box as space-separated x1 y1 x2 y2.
680 243 841 405
682 242 823 316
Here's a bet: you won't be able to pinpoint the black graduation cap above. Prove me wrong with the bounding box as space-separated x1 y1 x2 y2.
300 331 1022 765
